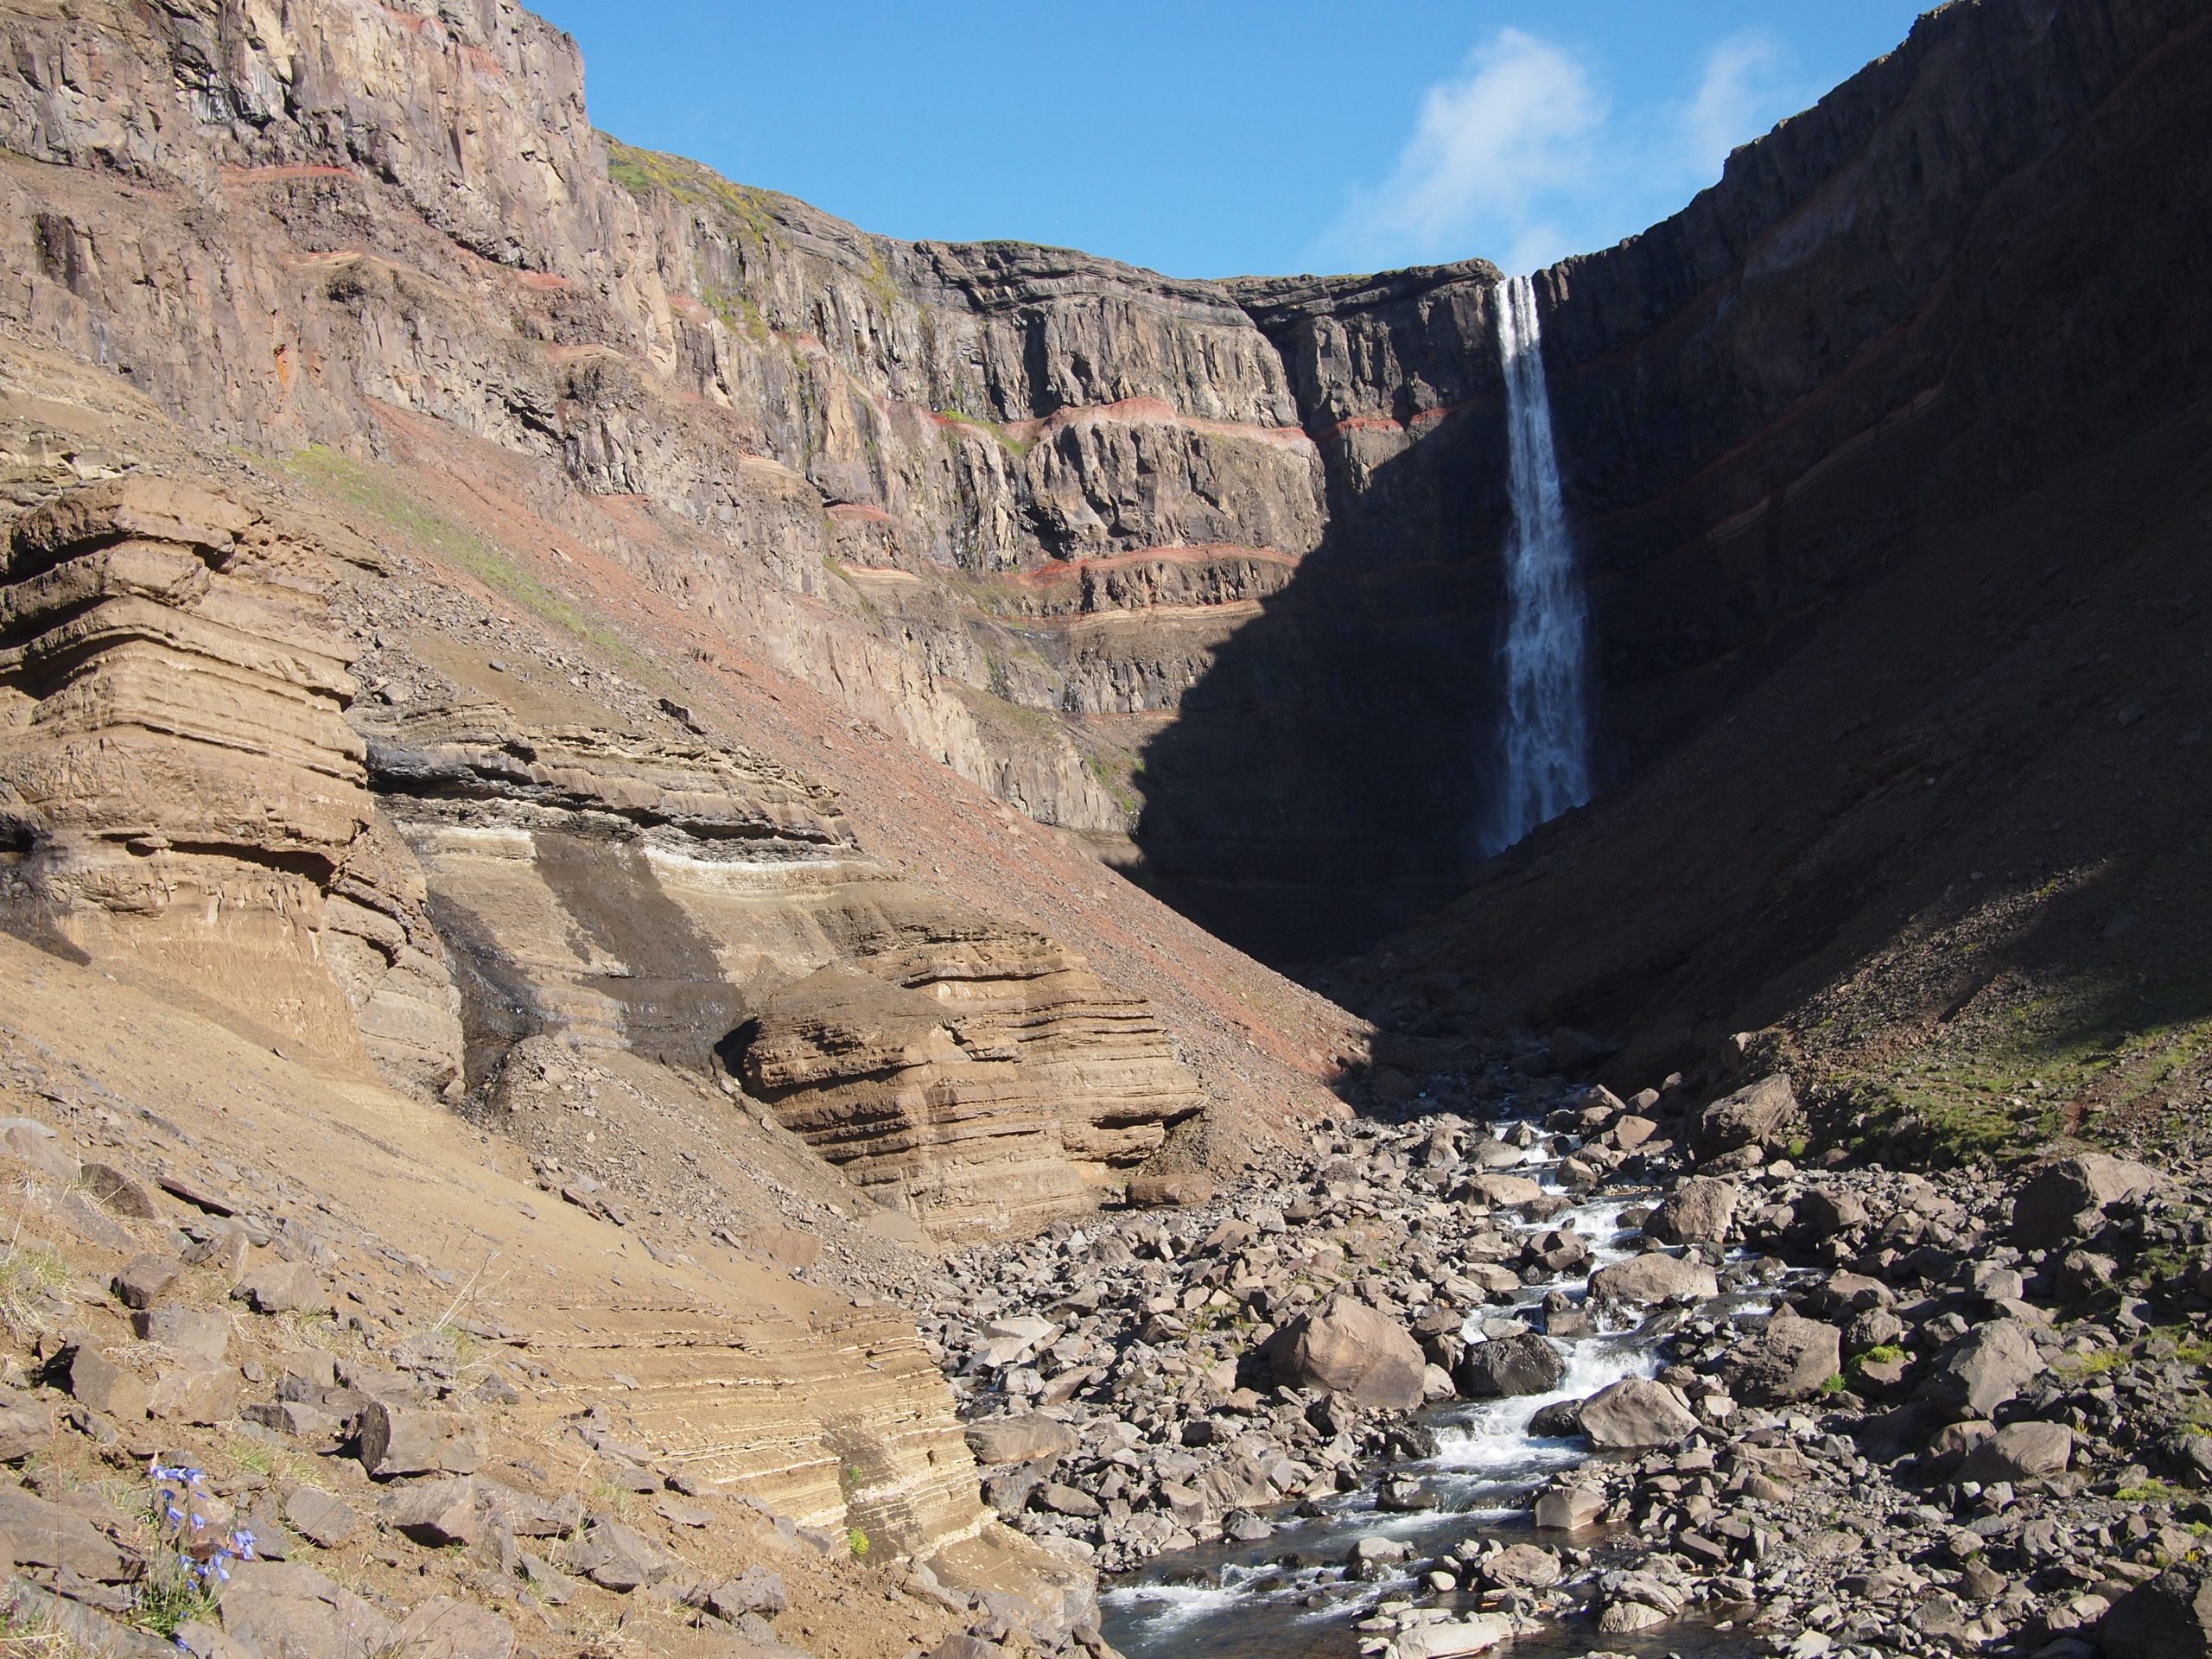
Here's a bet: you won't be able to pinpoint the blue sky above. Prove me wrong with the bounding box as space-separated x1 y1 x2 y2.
530 3 1935 280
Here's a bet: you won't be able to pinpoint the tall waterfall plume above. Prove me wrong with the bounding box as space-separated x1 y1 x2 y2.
1487 274 1592 853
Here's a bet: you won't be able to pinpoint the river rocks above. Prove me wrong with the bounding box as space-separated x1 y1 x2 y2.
1724 1307 1842 1405
1580 1378 1699 1449
1482 1542 1562 1589
1644 1176 1738 1246
1690 1076 1801 1160
2012 1153 2164 1248
1392 1617 1510 1657
1454 1334 1567 1398
1262 1295 1427 1410
1533 1485 1605 1530
1916 1319 2045 1421
1468 1172 1545 1208
1588 1251 1718 1307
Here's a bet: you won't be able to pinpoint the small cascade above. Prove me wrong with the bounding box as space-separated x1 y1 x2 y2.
1488 274 1592 853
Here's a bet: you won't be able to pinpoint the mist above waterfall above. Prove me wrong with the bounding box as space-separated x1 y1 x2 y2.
1488 274 1592 854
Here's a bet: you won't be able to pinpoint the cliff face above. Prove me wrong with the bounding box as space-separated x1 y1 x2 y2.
8 0 2200 976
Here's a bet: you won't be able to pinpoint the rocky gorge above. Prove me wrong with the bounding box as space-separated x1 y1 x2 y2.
0 0 2206 1656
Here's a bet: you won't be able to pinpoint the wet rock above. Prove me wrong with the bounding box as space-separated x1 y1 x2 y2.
1534 1486 1605 1530
2012 1154 2164 1248
1580 1377 1699 1449
1645 1177 1738 1246
1589 1251 1718 1307
1484 1542 1562 1588
1724 1307 1842 1405
1454 1333 1567 1398
1261 1294 1427 1410
1394 1618 1510 1657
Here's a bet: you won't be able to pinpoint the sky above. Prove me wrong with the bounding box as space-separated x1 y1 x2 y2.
529 3 1936 281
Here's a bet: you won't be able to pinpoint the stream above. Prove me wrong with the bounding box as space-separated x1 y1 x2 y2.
1097 1143 1770 1658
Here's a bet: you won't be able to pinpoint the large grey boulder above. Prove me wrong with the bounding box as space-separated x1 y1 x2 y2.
1454 1334 1567 1399
1690 1075 1801 1160
2100 1560 2212 1659
1262 1294 1427 1410
220 1562 401 1657
1724 1307 1842 1404
1589 1251 1718 1307
1644 1177 1739 1246
1579 1378 1699 1449
2011 1153 2164 1248
964 1414 1079 1465
1916 1319 2044 1421
1957 1421 2073 1484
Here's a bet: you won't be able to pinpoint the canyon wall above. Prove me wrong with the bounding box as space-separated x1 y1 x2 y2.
0 0 2202 988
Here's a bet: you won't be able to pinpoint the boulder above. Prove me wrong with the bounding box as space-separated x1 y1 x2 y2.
1454 1334 1567 1399
111 1253 185 1310
1794 1188 1870 1236
62 1345 147 1421
2100 1560 2212 1659
81 1161 163 1219
283 1485 360 1548
394 1598 516 1659
560 1519 679 1591
1589 1251 1718 1307
1916 1319 2044 1421
219 1562 400 1657
1580 1378 1699 1449
1395 1618 1510 1657
378 1477 485 1546
964 1415 1079 1465
1484 1542 1562 1588
1645 1177 1739 1246
0 1393 48 1462
1469 1173 1545 1208
231 1261 329 1317
132 1304 231 1363
707 1565 789 1619
1725 1308 1842 1405
359 1402 486 1479
147 1361 239 1425
1533 1485 1605 1529
1957 1421 2073 1484
1691 1075 1801 1160
2012 1154 2164 1248
1125 1174 1214 1209
1262 1295 1427 1410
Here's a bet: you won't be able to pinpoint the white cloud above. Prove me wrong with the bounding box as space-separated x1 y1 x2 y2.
1675 32 1796 185
1315 28 1811 278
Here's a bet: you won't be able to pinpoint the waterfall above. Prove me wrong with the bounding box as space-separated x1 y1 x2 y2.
1488 274 1591 853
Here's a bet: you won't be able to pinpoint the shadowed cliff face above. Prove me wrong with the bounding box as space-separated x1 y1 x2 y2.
1130 0 2212 968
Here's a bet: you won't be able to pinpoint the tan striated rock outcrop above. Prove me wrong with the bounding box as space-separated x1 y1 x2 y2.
364 702 1202 1238
0 476 462 1089
738 945 1203 1240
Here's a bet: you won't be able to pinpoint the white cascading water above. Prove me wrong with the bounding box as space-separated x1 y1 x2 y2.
1488 274 1592 853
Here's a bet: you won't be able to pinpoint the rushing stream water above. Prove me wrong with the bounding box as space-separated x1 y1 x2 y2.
1098 1141 1768 1658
